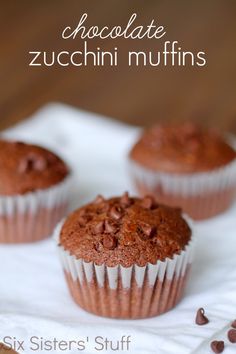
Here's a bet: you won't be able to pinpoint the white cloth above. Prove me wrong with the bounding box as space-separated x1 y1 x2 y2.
0 103 235 354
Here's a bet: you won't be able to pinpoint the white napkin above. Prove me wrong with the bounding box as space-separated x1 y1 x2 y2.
0 103 235 354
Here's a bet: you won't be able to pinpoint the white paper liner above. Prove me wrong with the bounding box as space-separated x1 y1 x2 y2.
0 175 71 216
0 175 72 243
54 216 195 290
128 158 236 197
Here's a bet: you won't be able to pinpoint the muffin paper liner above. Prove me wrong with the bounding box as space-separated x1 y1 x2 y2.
128 156 236 219
0 175 72 243
54 217 195 319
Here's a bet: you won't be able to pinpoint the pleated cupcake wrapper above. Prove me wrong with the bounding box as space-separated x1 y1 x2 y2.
128 158 236 197
54 218 195 291
0 175 72 216
0 175 72 243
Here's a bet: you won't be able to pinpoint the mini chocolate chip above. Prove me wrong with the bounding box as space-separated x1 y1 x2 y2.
105 219 118 234
120 192 132 207
210 341 224 353
18 157 33 173
137 222 156 240
231 320 236 329
141 196 155 209
228 329 236 343
97 203 110 214
93 220 104 234
18 154 47 173
95 241 103 252
103 234 117 250
110 205 123 220
78 215 91 227
94 195 105 204
195 308 209 325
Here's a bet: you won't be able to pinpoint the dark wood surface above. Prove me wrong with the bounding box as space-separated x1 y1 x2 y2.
0 0 236 131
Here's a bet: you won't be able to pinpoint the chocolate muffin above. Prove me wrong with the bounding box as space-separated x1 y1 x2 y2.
129 122 236 220
55 193 194 319
0 140 71 243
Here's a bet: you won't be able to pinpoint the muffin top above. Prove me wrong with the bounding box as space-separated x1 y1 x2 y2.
60 193 191 267
129 122 236 173
0 140 69 195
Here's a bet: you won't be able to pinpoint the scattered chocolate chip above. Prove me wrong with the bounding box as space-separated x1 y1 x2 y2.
228 329 236 343
78 214 92 226
94 195 105 204
97 203 110 214
18 156 33 173
105 219 118 234
94 241 103 252
120 192 132 207
93 220 104 234
210 341 224 353
103 234 117 250
195 308 209 325
78 215 87 227
18 153 47 173
231 320 236 329
137 222 156 240
110 205 123 220
141 196 155 209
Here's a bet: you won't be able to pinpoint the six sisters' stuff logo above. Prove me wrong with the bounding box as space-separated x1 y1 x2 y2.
1 335 132 352
29 13 207 67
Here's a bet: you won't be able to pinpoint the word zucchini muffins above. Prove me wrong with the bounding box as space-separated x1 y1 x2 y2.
55 193 194 319
0 140 71 243
129 123 236 220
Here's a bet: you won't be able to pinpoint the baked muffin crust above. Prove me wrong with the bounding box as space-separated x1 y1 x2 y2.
129 123 236 173
0 140 69 195
60 193 191 267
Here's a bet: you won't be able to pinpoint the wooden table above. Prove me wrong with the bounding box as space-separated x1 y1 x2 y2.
0 0 236 132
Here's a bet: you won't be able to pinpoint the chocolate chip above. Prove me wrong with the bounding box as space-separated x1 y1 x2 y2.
231 320 236 329
195 308 209 325
141 196 155 209
137 222 156 240
93 220 104 234
95 241 103 252
120 192 132 207
94 195 105 204
210 341 224 353
103 234 117 250
18 156 34 173
105 219 118 234
110 205 123 220
18 153 47 173
78 214 91 227
228 329 236 343
78 215 87 227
